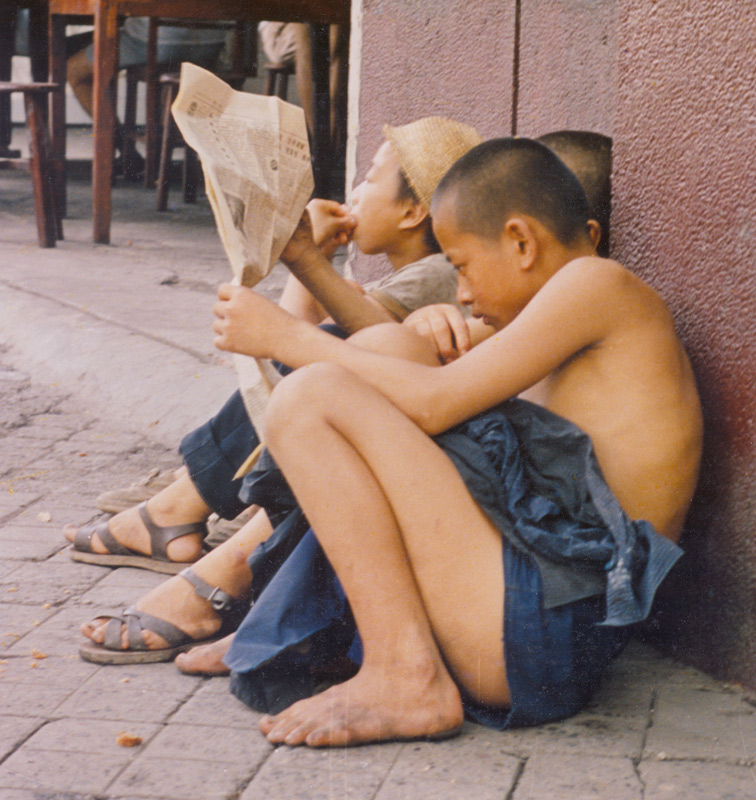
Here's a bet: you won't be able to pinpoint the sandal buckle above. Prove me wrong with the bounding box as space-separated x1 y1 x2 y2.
207 586 233 612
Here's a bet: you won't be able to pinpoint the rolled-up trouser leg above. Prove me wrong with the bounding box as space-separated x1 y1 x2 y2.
179 390 257 520
179 324 349 519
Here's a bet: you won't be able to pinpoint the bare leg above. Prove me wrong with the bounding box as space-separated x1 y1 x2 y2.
292 24 313 136
67 48 127 155
63 472 211 563
81 508 273 651
257 363 508 747
66 49 95 117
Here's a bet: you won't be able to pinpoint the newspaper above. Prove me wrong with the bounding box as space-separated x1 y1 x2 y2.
172 64 314 459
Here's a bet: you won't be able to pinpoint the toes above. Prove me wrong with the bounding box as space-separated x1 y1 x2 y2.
140 628 168 650
264 715 307 745
62 524 77 544
258 714 275 735
81 617 109 644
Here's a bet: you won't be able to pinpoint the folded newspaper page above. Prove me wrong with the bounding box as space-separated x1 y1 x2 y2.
172 64 314 454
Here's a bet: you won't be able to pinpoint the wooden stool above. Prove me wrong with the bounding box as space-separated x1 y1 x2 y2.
122 61 170 183
0 82 62 248
264 61 295 100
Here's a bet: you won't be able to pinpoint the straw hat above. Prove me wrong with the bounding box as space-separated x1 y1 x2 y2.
383 117 483 209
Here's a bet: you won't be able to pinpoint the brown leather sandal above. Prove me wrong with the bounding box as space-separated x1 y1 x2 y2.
78 567 248 664
69 502 207 574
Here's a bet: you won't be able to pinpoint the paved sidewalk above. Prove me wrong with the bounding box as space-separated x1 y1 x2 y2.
1 161 755 799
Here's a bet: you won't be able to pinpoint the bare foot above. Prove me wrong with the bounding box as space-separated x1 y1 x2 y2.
81 572 232 652
175 634 233 675
63 478 208 564
258 662 464 747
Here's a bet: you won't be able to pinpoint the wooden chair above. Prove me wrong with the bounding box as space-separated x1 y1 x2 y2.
155 58 294 212
121 19 257 188
154 71 246 211
264 61 295 100
0 82 63 247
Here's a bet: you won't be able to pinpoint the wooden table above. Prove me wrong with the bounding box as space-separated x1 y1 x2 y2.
48 0 350 243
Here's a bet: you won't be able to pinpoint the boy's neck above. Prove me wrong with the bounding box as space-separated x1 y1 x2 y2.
541 237 597 277
385 233 436 271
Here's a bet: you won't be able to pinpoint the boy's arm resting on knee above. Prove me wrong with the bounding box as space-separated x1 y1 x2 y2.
403 305 495 364
280 210 399 334
214 259 616 434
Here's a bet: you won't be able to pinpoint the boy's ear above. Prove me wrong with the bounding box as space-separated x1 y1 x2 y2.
587 219 602 250
502 217 538 270
397 201 430 232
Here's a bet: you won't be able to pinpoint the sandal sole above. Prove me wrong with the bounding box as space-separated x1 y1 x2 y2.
70 547 193 575
79 636 223 665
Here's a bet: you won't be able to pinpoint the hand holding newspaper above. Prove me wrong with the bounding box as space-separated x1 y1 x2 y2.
172 64 314 476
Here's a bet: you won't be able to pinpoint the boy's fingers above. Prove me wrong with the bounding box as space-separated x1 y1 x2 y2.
428 316 457 362
217 283 235 300
448 314 471 354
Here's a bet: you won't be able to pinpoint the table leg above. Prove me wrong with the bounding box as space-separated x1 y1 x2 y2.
310 23 331 199
92 0 118 244
49 12 67 216
144 17 159 187
0 9 20 158
25 90 59 247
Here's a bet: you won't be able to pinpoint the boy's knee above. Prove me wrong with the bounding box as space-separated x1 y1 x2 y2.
263 363 349 444
348 322 439 366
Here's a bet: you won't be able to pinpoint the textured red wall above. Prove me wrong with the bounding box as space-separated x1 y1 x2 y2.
352 0 516 281
355 0 756 687
517 0 618 138
612 2 756 683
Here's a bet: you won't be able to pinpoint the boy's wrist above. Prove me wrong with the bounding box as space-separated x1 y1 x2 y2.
286 246 330 278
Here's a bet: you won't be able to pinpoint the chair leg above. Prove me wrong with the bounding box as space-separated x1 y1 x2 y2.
24 91 58 247
156 83 176 211
183 145 199 204
265 70 276 97
0 11 20 158
122 68 140 178
275 73 289 100
144 18 160 188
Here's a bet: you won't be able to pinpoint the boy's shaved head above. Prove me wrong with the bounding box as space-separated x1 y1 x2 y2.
432 138 591 249
536 130 612 256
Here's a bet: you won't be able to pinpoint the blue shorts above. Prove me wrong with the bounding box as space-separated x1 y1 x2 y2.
225 400 677 727
225 523 629 727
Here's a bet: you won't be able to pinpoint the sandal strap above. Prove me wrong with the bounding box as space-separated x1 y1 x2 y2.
137 502 207 561
73 520 131 556
102 606 189 651
178 567 239 614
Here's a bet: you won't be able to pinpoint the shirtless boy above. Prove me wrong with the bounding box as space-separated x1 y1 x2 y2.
206 137 702 746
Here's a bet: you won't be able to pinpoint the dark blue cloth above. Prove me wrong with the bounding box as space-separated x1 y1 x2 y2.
179 389 256 520
435 400 683 625
178 324 349 520
226 399 680 727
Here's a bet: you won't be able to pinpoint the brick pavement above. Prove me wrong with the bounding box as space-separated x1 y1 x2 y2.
1 153 755 799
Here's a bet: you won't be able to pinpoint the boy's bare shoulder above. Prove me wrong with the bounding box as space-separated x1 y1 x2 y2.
548 255 673 332
556 255 657 301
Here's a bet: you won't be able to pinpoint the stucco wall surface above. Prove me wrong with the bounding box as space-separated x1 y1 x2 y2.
351 0 516 281
517 0 618 138
612 2 756 683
